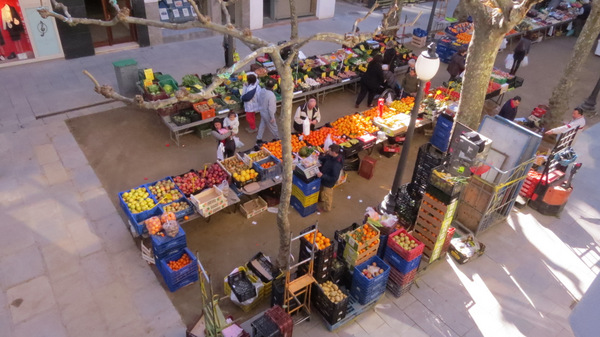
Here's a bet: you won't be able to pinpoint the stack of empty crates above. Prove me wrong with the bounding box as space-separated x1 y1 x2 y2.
251 305 293 337
290 174 320 217
412 185 459 263
383 229 424 297
408 143 446 201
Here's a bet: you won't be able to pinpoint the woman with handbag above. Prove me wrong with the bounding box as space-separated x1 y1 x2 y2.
211 118 236 160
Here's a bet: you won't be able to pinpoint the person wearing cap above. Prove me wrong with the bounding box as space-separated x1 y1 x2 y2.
316 144 344 212
242 73 261 133
256 78 279 144
447 48 467 82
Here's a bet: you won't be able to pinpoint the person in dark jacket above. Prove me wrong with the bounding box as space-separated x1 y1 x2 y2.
447 48 467 82
317 144 344 212
401 68 419 97
383 41 397 68
355 55 385 108
498 96 521 121
510 34 531 75
574 0 592 37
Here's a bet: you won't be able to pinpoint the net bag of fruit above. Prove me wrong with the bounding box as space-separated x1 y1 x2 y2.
160 212 179 237
145 216 162 235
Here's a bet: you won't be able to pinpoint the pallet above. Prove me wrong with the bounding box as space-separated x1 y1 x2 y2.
318 294 382 331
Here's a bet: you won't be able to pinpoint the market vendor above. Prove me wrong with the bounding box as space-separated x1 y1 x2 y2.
294 97 321 133
545 107 586 136
383 41 397 69
401 68 419 97
316 144 344 212
498 96 521 121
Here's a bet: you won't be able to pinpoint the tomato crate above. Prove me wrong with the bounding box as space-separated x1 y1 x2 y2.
387 228 424 262
313 283 350 325
151 225 187 260
158 197 194 221
265 305 293 337
383 247 421 274
157 248 199 292
253 155 282 181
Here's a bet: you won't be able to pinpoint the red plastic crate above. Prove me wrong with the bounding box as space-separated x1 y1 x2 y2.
387 228 424 262
358 156 377 180
265 305 293 337
441 227 455 255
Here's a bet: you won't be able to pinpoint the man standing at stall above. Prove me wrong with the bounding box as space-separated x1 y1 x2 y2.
498 96 521 121
256 79 280 144
545 108 586 136
316 144 344 212
293 97 321 133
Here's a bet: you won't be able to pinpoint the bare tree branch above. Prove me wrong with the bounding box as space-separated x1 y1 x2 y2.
353 2 379 34
219 0 233 27
189 0 211 24
49 0 71 19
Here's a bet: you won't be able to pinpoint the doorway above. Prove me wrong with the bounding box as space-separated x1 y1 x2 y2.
84 0 137 48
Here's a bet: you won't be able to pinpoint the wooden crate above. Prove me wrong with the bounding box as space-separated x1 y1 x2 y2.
411 35 427 48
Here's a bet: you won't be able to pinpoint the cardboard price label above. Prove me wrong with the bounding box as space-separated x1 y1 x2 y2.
144 69 154 81
366 49 373 55
304 74 308 80
143 79 153 87
344 66 349 72
321 72 326 79
207 98 214 106
329 71 334 77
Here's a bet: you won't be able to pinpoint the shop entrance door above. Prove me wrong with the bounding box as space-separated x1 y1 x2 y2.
84 0 137 47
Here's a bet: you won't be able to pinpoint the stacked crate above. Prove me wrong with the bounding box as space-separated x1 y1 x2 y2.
298 234 334 283
291 174 321 217
313 282 351 325
265 305 293 337
350 256 391 305
384 229 424 297
412 186 459 263
342 223 380 268
156 247 199 292
408 144 446 201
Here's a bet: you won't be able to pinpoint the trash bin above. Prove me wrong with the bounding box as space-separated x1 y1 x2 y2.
112 59 138 97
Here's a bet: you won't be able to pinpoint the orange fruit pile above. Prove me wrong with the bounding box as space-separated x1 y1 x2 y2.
332 114 379 138
260 161 275 169
262 135 307 160
168 253 192 271
304 127 344 146
349 224 380 253
362 106 395 119
304 230 332 250
456 33 472 44
145 216 162 235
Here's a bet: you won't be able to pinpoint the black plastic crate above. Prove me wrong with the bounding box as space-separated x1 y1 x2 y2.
334 223 360 259
299 237 334 268
251 315 281 337
313 284 350 325
343 154 361 171
329 258 347 284
227 270 257 303
247 252 280 283
271 276 285 307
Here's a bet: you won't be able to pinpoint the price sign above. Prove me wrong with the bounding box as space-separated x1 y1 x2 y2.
143 79 153 87
242 73 247 82
278 77 281 84
193 84 203 90
144 68 154 80
329 71 334 77
344 66 349 72
304 74 308 80
366 49 373 55
321 72 326 78
208 98 214 106
239 89 243 95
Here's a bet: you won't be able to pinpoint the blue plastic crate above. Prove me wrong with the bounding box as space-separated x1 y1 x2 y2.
292 174 321 196
157 248 199 291
158 197 194 221
253 155 282 181
132 206 164 236
351 256 391 295
351 282 387 305
164 271 199 292
384 247 421 274
377 235 388 259
151 226 187 259
412 28 428 37
118 186 159 233
290 196 317 217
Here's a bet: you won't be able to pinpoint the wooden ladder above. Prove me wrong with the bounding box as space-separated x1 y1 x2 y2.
283 222 319 324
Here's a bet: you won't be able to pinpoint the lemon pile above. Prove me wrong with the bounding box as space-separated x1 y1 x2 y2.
122 188 156 213
233 169 258 182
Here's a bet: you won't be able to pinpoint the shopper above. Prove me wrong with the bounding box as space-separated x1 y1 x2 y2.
498 96 522 121
574 0 592 37
401 68 419 97
510 34 531 75
242 73 261 133
211 118 235 159
407 58 416 73
447 48 467 82
355 55 385 108
383 40 397 69
293 97 321 133
256 79 279 144
545 108 586 135
316 144 344 212
382 64 401 98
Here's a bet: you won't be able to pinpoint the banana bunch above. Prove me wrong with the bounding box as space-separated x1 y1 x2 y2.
340 139 360 148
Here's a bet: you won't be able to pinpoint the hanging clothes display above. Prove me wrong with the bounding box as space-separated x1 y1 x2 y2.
2 4 24 41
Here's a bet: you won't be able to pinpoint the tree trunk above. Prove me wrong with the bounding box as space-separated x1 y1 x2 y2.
270 53 294 270
452 0 472 23
457 25 504 129
382 0 404 37
546 4 600 127
289 0 298 41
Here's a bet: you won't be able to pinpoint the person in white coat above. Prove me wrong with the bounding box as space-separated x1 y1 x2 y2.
545 108 586 135
241 73 261 133
256 79 279 144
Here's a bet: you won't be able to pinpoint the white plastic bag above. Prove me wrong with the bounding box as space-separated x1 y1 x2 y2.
504 54 514 70
302 118 311 136
323 134 333 151
364 207 380 221
233 136 244 148
216 142 225 161
521 56 529 67
499 38 507 50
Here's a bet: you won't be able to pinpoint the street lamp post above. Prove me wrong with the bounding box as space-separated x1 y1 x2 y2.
380 43 440 214
579 74 600 115
426 0 439 43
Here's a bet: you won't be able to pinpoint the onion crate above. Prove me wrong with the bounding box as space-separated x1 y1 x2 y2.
383 247 421 274
313 283 350 325
190 186 227 217
151 225 187 260
387 229 424 262
157 248 199 292
253 155 282 180
350 256 390 305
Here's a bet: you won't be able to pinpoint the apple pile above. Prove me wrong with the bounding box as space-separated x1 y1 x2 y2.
173 171 204 195
198 163 229 188
362 262 385 280
392 232 418 251
148 179 183 203
163 201 190 214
